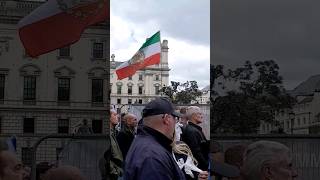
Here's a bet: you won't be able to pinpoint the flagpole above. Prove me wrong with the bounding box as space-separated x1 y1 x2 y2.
159 31 163 97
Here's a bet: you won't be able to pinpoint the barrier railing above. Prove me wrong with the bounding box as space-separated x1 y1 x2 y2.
30 134 109 180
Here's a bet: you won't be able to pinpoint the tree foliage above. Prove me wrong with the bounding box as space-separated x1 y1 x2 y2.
211 60 295 134
161 80 202 104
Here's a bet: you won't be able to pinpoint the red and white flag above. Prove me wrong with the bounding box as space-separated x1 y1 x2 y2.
18 0 108 58
116 31 161 80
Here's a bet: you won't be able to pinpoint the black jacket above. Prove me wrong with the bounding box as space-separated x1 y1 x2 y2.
124 126 186 180
181 122 209 170
116 125 135 160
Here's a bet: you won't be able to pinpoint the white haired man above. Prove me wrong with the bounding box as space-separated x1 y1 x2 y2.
242 140 298 180
181 106 209 171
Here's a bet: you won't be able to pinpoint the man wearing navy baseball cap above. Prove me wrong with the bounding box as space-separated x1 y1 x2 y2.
123 97 186 180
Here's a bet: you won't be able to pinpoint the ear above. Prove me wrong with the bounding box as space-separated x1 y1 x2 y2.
261 165 273 180
162 114 170 125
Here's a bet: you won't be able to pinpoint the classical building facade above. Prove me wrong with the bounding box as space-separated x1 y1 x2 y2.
259 75 320 134
110 40 170 112
191 85 210 104
0 0 108 166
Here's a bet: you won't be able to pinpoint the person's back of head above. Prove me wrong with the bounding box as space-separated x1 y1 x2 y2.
0 150 28 180
42 166 86 180
242 141 294 180
224 144 247 169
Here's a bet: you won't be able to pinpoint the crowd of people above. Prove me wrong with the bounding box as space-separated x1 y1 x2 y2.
0 97 299 180
0 140 88 180
108 97 299 180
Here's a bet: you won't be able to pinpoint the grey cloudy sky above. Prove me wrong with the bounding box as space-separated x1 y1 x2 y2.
111 0 210 89
213 0 320 90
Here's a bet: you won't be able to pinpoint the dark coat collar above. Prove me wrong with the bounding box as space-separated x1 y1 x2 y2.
188 121 202 131
139 125 173 152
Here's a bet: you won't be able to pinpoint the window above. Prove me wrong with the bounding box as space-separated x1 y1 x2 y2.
92 119 102 133
59 46 70 57
0 75 4 100
128 86 132 95
93 42 104 59
56 148 63 160
155 86 160 95
92 79 103 102
303 117 306 125
155 75 159 81
21 148 32 166
138 99 143 104
58 78 70 101
297 118 300 126
117 85 122 94
23 76 36 100
138 86 143 95
128 99 132 104
292 119 295 127
117 98 121 104
139 74 143 81
128 76 132 80
58 119 69 134
23 118 34 133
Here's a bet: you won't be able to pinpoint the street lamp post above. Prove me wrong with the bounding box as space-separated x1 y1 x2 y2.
289 112 295 134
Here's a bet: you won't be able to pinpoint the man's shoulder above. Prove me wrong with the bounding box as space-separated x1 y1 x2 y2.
184 123 199 133
131 135 164 151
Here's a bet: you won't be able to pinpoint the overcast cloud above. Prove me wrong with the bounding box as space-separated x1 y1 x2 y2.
111 0 210 89
213 0 320 90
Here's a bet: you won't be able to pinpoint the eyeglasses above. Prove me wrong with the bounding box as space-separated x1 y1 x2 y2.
162 114 179 123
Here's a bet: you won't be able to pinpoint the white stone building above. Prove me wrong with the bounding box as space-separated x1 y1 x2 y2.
0 0 108 166
110 40 170 112
259 75 320 134
192 85 210 104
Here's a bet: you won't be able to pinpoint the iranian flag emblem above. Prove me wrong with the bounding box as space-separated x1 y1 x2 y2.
18 0 108 57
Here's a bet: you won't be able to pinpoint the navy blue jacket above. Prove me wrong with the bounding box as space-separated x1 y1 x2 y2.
124 126 186 180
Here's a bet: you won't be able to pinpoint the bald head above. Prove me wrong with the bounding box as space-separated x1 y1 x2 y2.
0 151 28 180
42 166 86 180
123 113 137 128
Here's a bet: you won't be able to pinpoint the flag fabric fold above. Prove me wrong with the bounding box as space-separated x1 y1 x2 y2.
116 31 161 80
18 0 108 58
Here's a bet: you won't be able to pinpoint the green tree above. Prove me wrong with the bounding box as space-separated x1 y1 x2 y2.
161 80 202 104
211 60 295 134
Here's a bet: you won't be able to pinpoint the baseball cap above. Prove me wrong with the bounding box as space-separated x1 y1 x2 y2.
142 97 181 118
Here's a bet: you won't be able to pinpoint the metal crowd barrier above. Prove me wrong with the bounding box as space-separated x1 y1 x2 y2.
30 134 109 180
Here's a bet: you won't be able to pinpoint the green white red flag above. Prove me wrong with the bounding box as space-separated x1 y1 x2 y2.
18 0 108 58
116 31 161 80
